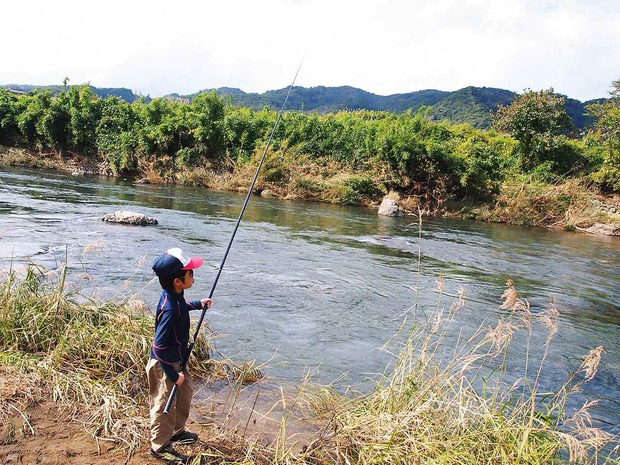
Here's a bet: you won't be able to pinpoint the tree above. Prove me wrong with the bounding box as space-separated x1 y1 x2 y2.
493 88 574 171
67 85 100 155
587 79 620 191
588 79 620 155
0 89 21 145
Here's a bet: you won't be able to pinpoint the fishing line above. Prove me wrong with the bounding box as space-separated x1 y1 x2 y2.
164 57 305 414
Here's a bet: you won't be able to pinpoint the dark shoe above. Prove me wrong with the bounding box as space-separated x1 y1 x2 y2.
150 444 189 464
171 429 199 445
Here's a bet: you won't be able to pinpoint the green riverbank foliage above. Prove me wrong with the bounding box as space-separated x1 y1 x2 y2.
0 80 618 222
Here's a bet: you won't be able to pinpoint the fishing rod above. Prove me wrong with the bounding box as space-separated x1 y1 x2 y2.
164 59 304 414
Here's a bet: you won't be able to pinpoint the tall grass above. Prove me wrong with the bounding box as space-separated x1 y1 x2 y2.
293 279 619 465
2 264 618 464
187 279 619 465
0 263 215 452
491 179 601 229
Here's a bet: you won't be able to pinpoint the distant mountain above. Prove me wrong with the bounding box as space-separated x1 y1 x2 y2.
196 85 450 114
430 87 516 128
198 85 596 130
3 83 601 130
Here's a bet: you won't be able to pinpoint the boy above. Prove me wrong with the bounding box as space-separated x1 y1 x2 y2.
147 247 212 464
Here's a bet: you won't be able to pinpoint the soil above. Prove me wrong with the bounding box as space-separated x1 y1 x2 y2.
0 397 271 465
1 400 158 465
0 369 321 465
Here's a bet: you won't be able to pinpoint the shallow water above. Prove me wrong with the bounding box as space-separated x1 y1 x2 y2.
1 167 619 434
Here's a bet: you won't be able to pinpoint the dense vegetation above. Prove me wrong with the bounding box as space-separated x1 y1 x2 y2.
174 85 600 130
0 81 618 224
3 83 602 129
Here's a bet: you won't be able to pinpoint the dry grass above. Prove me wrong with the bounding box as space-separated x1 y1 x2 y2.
0 264 252 455
0 146 57 169
493 180 601 229
2 265 618 464
290 279 620 465
184 279 620 465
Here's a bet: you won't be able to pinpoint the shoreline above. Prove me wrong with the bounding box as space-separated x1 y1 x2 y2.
1 215 619 464
0 364 313 465
1 146 619 237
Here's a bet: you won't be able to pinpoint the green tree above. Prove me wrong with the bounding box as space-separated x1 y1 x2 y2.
587 79 620 191
95 97 138 174
0 89 21 145
493 89 574 171
67 85 100 155
17 90 53 149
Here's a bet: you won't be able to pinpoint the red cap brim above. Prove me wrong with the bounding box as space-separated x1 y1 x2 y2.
182 257 204 270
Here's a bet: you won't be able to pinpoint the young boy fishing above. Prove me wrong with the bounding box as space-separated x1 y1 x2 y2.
147 247 212 464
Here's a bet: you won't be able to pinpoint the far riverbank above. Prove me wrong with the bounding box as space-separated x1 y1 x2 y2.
1 145 619 237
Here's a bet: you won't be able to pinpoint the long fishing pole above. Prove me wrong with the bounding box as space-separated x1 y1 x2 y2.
164 59 304 414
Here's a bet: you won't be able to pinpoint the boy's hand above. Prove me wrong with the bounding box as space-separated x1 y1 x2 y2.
201 298 212 309
176 372 185 386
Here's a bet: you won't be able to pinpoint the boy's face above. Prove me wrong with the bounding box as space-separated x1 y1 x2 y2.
174 269 194 291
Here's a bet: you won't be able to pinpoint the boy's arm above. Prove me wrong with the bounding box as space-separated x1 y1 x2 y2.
188 299 212 310
186 300 202 310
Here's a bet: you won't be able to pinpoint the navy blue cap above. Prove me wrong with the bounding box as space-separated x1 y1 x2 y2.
152 248 204 278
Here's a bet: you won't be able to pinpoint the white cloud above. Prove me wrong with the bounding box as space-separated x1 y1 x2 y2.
2 0 618 100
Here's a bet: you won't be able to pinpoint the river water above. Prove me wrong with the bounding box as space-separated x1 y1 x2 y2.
1 167 619 433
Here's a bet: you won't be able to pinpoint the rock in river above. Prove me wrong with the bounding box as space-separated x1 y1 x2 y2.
378 196 404 217
101 211 158 226
584 223 620 236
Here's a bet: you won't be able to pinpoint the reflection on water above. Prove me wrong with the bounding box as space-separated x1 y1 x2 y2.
1 167 619 433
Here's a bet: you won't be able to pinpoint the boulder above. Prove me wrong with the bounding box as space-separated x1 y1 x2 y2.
378 196 404 217
584 223 620 236
260 189 278 198
101 211 158 226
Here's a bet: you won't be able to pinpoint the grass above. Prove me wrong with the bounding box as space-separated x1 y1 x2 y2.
191 279 619 465
1 266 619 464
0 262 243 455
299 279 619 465
4 146 620 235
0 146 58 170
490 179 601 229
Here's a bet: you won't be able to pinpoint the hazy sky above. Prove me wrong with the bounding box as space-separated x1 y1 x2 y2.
3 0 619 101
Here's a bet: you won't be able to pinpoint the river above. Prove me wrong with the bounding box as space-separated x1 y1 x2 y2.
1 167 619 434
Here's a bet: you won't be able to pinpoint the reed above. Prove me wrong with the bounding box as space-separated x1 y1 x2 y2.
0 264 216 453
293 279 619 465
2 265 618 464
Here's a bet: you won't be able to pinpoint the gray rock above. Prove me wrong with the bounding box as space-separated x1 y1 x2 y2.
101 211 158 226
260 189 278 198
584 223 620 236
378 196 404 217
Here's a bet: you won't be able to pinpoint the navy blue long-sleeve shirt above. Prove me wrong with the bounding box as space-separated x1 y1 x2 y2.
150 289 203 383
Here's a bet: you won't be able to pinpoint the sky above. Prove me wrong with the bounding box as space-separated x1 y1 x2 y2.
3 0 619 102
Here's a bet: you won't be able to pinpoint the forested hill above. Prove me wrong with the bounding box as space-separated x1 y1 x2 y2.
3 83 601 129
177 85 600 129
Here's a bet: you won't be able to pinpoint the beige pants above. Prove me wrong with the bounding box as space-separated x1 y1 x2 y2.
145 357 194 451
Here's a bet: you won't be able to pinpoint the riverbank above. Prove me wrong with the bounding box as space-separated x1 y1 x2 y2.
2 145 618 236
1 266 619 464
